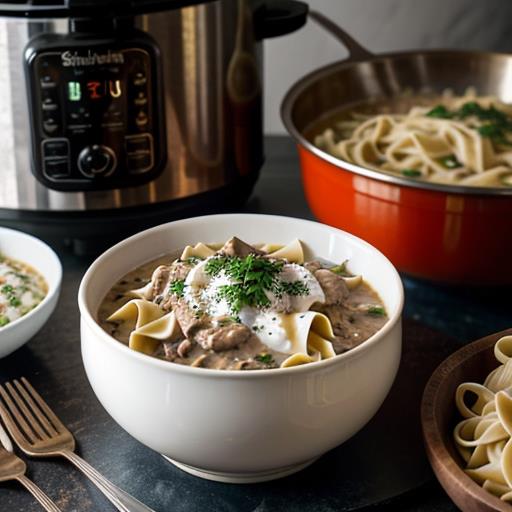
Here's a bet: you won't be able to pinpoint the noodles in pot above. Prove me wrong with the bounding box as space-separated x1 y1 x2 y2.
314 90 512 187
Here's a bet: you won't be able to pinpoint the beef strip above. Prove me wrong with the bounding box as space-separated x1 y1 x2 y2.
177 338 193 358
313 269 349 305
195 323 253 351
218 237 264 257
146 265 171 299
169 297 210 337
148 260 192 311
332 336 361 354
234 358 277 370
304 260 322 273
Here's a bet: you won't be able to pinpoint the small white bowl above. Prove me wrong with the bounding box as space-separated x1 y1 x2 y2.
0 227 62 358
79 214 403 483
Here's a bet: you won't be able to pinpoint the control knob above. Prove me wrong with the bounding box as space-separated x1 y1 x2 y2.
78 145 117 177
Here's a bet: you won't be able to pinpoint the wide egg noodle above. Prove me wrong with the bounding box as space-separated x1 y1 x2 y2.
126 281 153 299
267 239 304 264
107 299 163 330
180 243 215 260
342 274 363 290
106 299 181 355
279 312 336 368
453 335 512 500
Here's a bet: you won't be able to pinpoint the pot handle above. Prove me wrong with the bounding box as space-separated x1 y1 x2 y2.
309 10 374 61
254 0 308 39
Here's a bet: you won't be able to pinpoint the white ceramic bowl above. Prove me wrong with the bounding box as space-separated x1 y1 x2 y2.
0 227 62 358
79 214 403 483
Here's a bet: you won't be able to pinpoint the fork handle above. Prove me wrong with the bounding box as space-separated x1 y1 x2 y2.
61 450 156 512
17 475 62 512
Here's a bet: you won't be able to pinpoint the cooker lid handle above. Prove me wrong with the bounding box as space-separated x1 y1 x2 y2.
254 0 308 39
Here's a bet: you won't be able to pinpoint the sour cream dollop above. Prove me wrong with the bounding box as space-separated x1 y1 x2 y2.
183 256 325 320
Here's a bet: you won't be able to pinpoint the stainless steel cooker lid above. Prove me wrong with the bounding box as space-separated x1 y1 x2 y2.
0 0 215 17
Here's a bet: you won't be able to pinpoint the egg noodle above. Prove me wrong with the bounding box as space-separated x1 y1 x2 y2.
314 90 512 187
454 336 512 501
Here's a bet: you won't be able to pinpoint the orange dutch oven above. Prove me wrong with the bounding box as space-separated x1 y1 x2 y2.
281 12 512 285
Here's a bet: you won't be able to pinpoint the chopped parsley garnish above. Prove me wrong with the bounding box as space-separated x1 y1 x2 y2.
205 254 283 281
367 305 385 316
426 105 453 119
0 316 9 327
9 296 21 308
168 279 186 298
274 280 309 297
401 168 421 178
205 254 309 313
183 257 201 265
1 284 13 294
439 154 462 169
426 102 512 146
330 260 351 277
255 353 274 364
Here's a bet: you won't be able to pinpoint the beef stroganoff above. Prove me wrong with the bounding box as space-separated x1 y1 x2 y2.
98 238 387 370
313 90 512 187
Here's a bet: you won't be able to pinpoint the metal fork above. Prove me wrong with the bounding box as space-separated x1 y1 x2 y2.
0 378 156 512
0 420 61 511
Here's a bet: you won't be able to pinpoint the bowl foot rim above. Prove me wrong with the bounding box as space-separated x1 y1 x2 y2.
161 455 320 483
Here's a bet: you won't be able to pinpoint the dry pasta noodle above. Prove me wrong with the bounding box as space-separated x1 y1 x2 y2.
454 335 512 501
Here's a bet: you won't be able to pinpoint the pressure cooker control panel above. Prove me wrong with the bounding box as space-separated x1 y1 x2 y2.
25 34 166 191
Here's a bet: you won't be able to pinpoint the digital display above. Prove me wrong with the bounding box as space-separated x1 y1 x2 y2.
67 81 81 101
67 80 122 102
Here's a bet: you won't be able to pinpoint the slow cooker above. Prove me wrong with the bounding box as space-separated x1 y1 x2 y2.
0 0 307 253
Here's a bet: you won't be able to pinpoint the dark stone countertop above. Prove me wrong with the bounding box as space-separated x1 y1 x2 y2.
0 136 511 512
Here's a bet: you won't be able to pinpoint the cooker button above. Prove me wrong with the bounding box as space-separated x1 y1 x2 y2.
41 100 58 112
126 152 152 173
134 92 148 106
43 158 70 179
40 75 56 89
78 145 117 177
43 118 60 135
125 134 152 154
42 139 69 159
135 111 148 128
132 72 147 87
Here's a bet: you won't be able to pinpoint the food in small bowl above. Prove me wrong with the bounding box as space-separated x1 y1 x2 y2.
98 236 387 370
422 329 512 512
0 227 62 358
79 214 403 483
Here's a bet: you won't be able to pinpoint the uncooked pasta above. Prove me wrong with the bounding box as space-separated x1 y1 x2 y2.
454 336 512 501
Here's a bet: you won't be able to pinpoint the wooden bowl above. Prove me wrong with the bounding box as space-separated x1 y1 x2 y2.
422 328 512 512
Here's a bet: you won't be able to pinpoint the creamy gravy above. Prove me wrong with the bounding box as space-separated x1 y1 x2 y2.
98 251 388 370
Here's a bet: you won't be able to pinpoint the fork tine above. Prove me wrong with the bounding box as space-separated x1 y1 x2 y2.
5 383 49 441
0 386 37 445
13 380 59 437
21 378 66 433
